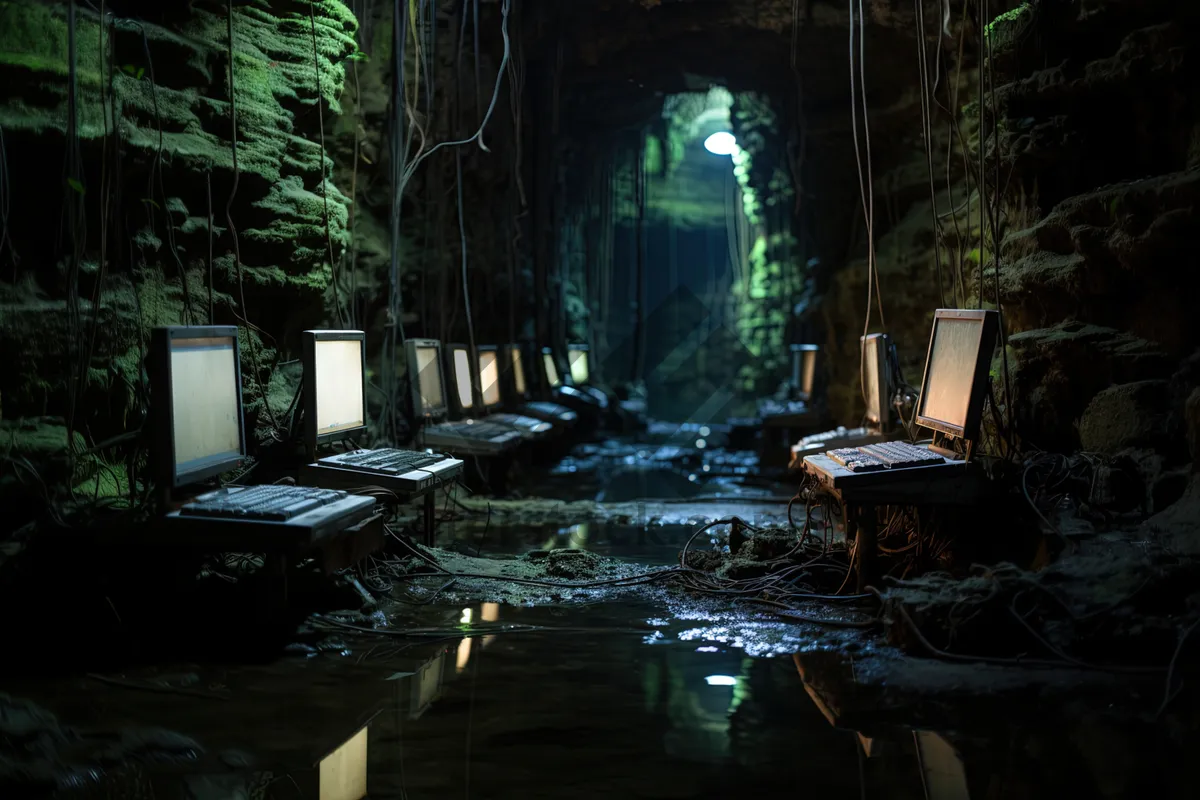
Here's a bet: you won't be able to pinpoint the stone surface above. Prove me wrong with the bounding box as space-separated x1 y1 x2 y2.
1077 380 1173 455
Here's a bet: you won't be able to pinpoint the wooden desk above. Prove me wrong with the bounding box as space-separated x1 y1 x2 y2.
801 451 989 590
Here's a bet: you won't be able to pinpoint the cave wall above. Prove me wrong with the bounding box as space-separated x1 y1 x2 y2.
0 0 357 508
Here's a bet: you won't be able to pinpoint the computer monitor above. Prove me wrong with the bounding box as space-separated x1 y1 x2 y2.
541 348 561 389
790 344 819 400
477 346 503 408
915 308 1000 442
150 326 246 488
445 343 475 413
506 344 528 397
405 339 448 420
861 333 891 428
567 343 589 385
302 330 367 451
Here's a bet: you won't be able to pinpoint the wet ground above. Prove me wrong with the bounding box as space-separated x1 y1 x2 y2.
2 432 1197 798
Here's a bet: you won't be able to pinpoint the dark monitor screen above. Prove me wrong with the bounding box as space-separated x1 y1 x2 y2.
917 316 986 434
155 327 245 487
862 334 889 427
413 343 445 416
790 345 819 397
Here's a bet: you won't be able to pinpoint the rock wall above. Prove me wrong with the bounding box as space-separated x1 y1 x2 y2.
0 0 357 505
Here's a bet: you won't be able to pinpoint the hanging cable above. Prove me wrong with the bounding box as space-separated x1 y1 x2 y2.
456 151 477 368
308 1 348 329
915 0 946 308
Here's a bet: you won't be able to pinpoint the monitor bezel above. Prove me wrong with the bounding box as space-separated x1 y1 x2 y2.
302 329 368 452
566 343 590 387
151 325 246 489
443 342 476 416
405 338 450 421
914 308 1000 441
504 343 530 401
476 345 504 409
861 333 891 428
541 346 562 390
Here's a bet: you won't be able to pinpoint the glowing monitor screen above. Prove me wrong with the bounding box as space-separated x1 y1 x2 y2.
510 347 527 395
568 347 589 385
543 353 560 388
169 336 242 477
415 346 444 414
478 350 501 407
918 318 983 432
313 338 365 436
451 348 474 410
863 336 884 425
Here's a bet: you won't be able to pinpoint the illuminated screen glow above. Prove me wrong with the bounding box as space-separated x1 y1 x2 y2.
452 348 474 409
510 347 527 394
568 347 589 385
863 336 883 425
415 346 444 414
918 318 983 431
169 336 242 476
478 350 501 407
703 131 737 155
543 353 560 387
314 338 365 436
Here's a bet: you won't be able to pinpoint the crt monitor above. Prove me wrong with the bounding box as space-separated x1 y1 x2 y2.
150 325 246 487
406 339 448 419
567 344 589 385
446 343 475 413
302 329 367 451
790 344 819 399
541 347 561 389
477 347 503 408
915 308 1000 441
506 344 528 397
861 333 891 428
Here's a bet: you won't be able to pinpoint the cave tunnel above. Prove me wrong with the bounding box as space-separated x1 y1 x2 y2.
1 0 1200 797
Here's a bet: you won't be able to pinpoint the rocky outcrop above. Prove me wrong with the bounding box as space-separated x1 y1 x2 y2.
0 1 356 460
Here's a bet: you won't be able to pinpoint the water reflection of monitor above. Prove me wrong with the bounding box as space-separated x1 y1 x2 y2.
410 651 446 720
318 724 369 800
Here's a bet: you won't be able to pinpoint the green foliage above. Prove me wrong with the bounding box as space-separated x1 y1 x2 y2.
985 2 1031 40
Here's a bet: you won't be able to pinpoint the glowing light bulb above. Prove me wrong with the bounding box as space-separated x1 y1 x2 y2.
705 674 737 686
703 131 737 156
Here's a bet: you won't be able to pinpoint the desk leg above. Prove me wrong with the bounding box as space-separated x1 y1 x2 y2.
855 504 879 592
423 491 436 547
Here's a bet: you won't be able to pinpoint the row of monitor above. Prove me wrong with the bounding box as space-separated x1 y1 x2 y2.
151 327 589 489
798 309 996 438
152 308 995 490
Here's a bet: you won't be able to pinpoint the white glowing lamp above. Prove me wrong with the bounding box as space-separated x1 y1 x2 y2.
703 131 737 156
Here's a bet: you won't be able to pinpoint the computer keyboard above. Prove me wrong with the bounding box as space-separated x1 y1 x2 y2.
803 426 869 445
827 442 944 472
181 485 350 521
488 413 553 434
829 448 888 472
329 448 450 475
443 421 513 440
857 442 943 468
